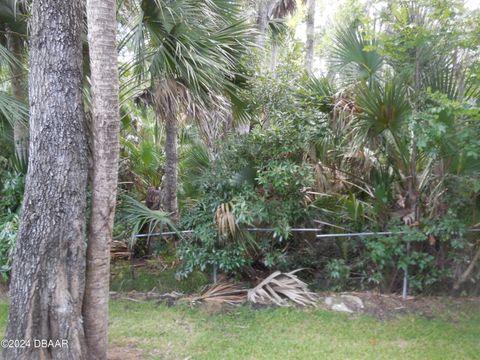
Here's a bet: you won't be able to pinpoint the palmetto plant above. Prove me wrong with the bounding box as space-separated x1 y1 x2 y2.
119 194 173 249
0 0 28 160
122 0 254 221
325 4 480 229
330 24 383 84
355 80 411 138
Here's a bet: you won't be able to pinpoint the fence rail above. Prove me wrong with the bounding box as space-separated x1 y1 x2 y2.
132 227 480 300
134 228 480 238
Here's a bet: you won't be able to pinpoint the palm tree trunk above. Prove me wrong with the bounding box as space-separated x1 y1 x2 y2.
5 28 28 163
270 42 278 71
257 0 270 47
153 80 179 222
83 0 120 358
164 110 178 222
4 0 88 358
305 0 315 75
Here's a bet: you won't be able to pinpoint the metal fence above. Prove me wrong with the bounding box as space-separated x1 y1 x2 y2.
134 228 480 299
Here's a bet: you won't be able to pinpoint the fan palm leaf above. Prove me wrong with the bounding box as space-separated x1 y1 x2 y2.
355 80 411 137
330 25 383 83
119 194 174 248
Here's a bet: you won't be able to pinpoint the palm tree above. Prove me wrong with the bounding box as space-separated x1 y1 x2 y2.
255 0 297 68
328 6 479 228
124 0 253 222
0 0 28 162
83 0 120 358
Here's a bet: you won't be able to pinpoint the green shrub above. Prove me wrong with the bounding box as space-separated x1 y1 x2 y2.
0 214 18 281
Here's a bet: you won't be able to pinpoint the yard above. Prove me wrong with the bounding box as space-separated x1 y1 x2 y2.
108 299 480 359
2 297 478 360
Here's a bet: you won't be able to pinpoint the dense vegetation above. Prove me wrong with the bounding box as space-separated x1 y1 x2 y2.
1 0 480 299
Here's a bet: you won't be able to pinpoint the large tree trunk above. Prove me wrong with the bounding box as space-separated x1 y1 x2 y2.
5 28 29 163
305 0 315 75
82 0 120 358
4 0 88 359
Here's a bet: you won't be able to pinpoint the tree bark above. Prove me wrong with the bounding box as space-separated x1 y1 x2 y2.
4 0 88 359
153 80 179 222
305 0 315 75
256 0 270 48
5 28 29 163
270 42 278 71
82 0 120 358
164 110 178 222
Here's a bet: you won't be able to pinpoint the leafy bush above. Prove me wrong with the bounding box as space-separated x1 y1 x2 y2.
0 170 24 218
177 105 323 277
0 214 18 281
326 258 351 290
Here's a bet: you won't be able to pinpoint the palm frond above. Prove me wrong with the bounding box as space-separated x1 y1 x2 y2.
119 194 173 248
215 202 236 238
422 56 480 101
355 80 411 137
0 91 28 127
269 0 297 19
191 282 247 305
330 25 383 83
247 270 318 307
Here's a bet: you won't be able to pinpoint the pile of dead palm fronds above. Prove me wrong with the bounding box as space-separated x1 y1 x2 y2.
189 282 247 306
189 270 318 307
247 270 318 307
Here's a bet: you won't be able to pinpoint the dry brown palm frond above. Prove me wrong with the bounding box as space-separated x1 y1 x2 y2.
248 270 318 307
190 282 247 305
343 147 379 175
215 202 236 238
314 163 330 193
331 86 358 132
269 0 297 19
152 79 191 122
301 187 316 206
193 94 232 160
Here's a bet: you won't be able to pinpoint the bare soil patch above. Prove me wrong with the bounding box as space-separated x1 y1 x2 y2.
318 291 480 319
110 289 480 320
108 344 144 360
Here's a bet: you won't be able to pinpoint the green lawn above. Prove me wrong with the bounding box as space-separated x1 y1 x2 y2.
0 300 479 359
108 301 480 360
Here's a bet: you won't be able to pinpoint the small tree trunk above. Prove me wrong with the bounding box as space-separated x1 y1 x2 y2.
5 28 28 163
270 42 278 71
4 0 88 358
256 0 270 48
305 0 316 75
83 0 120 358
164 111 178 222
153 80 179 222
